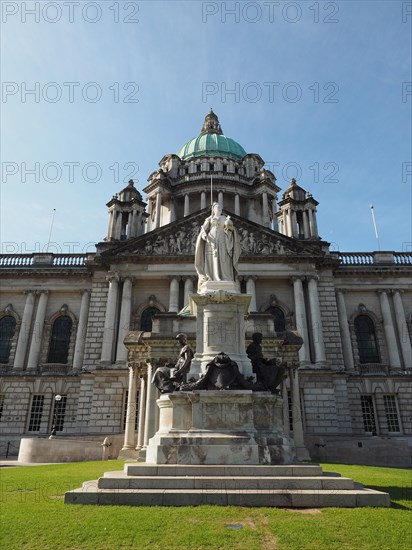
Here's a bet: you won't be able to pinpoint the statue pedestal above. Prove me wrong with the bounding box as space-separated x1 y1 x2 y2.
188 290 253 379
145 390 296 465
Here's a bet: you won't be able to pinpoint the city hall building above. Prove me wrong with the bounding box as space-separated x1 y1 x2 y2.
0 111 411 466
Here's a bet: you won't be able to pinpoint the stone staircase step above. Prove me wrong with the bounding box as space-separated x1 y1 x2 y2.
98 474 355 491
124 464 324 477
65 483 390 508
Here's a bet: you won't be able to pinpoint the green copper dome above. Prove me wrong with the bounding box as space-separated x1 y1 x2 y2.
177 111 247 161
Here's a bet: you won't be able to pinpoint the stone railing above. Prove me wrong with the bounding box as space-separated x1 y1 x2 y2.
338 251 412 266
39 364 71 375
394 253 412 265
357 363 390 376
0 255 34 267
0 253 89 268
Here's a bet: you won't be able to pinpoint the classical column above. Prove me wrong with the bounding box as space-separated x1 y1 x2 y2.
143 362 156 448
184 277 194 306
234 193 240 216
116 278 133 363
378 290 401 368
392 290 412 369
72 289 91 371
170 198 176 223
291 277 310 365
336 289 354 370
246 276 257 312
136 371 147 450
115 210 123 239
13 290 35 370
200 191 206 210
168 277 180 313
184 194 190 216
262 191 270 227
272 198 279 231
290 366 310 461
107 210 115 240
100 274 119 364
286 210 293 237
302 210 310 239
27 291 49 370
122 362 139 450
218 191 223 207
147 200 153 232
308 208 318 237
279 217 284 235
155 192 162 228
291 211 298 238
307 276 326 366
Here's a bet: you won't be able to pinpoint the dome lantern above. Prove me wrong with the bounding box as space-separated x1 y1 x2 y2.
177 111 247 161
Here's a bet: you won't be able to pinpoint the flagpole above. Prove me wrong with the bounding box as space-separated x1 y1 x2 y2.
370 205 380 251
46 208 56 253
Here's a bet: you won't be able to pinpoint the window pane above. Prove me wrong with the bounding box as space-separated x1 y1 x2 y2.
28 395 44 432
355 315 379 363
383 395 400 432
266 306 286 333
140 307 160 332
48 316 72 364
360 395 377 434
51 395 67 432
0 316 16 364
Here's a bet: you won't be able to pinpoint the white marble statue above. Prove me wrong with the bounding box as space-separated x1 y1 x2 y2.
195 202 241 292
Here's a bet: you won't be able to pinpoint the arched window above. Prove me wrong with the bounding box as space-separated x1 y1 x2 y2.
0 316 16 364
266 306 286 334
354 315 380 364
48 316 72 364
140 307 160 332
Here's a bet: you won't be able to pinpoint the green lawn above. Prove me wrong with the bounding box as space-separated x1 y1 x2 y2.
0 461 410 550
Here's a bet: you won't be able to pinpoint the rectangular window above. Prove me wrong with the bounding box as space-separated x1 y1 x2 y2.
122 390 139 431
383 395 401 433
28 395 45 432
360 395 377 434
196 164 201 173
51 394 67 432
0 394 5 422
209 163 214 171
223 165 227 173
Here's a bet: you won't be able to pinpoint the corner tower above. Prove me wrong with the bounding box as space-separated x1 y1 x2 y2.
277 178 319 239
105 179 147 241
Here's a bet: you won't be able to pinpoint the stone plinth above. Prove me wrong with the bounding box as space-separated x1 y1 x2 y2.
145 390 296 465
189 291 253 378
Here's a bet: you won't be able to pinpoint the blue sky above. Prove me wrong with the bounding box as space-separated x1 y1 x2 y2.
1 0 411 254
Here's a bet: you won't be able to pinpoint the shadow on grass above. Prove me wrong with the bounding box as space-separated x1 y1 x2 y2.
367 485 412 510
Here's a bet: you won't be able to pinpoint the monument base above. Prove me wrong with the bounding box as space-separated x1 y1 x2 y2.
189 291 253 379
145 390 296 465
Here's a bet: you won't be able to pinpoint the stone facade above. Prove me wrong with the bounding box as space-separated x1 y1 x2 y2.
1 113 411 466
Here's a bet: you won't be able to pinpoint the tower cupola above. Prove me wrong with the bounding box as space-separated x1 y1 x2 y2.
105 179 147 241
276 179 319 240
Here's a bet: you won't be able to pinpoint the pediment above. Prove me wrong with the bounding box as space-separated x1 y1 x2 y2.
100 209 324 259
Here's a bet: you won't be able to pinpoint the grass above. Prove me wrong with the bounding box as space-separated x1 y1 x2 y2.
0 460 410 550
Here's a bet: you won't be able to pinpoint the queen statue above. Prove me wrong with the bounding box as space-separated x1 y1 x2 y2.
194 202 241 292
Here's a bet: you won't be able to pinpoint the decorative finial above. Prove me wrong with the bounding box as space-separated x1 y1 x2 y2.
291 178 296 185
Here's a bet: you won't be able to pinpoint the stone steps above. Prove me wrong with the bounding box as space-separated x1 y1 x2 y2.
98 474 355 490
124 464 324 477
65 463 391 508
